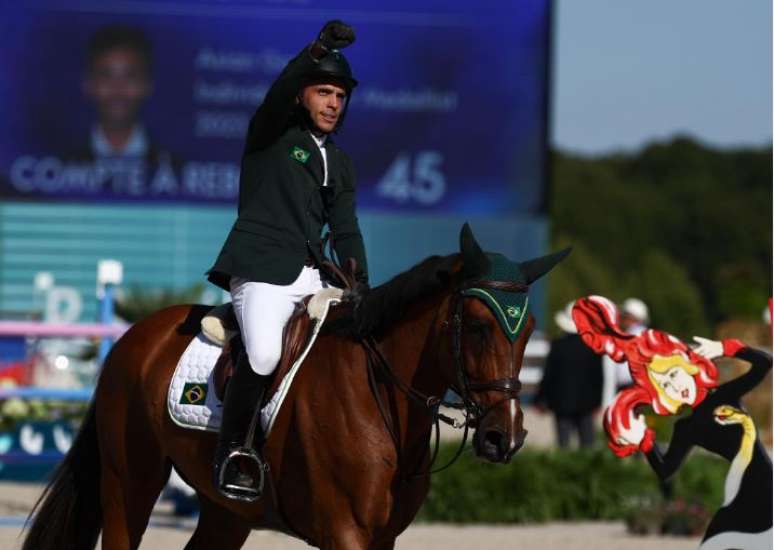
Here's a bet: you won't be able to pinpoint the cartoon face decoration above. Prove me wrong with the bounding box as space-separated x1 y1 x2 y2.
647 355 699 413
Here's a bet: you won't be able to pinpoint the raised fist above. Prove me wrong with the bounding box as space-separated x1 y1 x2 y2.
317 20 355 50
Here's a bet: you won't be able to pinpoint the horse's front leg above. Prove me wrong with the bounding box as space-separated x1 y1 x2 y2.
319 528 368 550
370 537 397 550
183 494 252 550
305 468 395 550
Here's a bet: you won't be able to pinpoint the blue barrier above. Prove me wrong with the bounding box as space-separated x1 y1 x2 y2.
0 389 89 481
0 421 76 481
0 387 93 401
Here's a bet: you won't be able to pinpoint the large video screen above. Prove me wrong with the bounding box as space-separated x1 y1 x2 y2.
0 1 550 214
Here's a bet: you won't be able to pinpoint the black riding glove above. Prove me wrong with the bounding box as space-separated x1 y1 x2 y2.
318 20 356 50
343 281 370 338
343 281 369 309
310 20 355 60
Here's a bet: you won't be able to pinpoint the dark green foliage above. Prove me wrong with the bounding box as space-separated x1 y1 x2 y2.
549 137 772 335
417 443 726 523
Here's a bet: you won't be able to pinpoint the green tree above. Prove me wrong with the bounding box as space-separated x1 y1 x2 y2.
627 249 709 337
548 137 771 334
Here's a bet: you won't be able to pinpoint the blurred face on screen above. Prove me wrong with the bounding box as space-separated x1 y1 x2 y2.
83 47 152 131
299 81 347 134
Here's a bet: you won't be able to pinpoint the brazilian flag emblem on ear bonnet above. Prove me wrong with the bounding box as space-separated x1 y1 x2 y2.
462 253 529 342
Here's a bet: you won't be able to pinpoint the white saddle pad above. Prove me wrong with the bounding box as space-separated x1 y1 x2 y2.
167 291 342 435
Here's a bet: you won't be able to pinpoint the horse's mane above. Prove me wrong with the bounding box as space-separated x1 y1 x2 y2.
332 254 459 338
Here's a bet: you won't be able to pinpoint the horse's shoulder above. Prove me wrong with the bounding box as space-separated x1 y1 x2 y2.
314 330 367 365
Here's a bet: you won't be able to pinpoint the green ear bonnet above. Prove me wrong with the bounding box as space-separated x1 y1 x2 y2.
462 252 529 343
457 221 570 342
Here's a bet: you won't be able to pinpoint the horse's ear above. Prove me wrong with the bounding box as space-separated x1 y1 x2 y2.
459 223 490 278
518 247 572 285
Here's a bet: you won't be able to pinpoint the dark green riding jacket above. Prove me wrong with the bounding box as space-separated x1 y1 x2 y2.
207 48 368 291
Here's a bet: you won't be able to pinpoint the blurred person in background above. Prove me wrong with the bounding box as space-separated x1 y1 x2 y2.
620 297 649 334
206 20 369 499
534 301 603 449
601 297 649 408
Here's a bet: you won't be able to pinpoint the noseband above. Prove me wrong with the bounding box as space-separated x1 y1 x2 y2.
360 278 529 476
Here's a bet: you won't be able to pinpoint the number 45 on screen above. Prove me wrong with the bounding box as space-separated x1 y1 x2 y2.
376 151 446 205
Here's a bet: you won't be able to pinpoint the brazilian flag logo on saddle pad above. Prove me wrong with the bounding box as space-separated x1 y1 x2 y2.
290 146 311 164
180 383 208 406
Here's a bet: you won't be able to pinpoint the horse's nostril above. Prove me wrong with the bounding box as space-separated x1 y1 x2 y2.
484 430 505 452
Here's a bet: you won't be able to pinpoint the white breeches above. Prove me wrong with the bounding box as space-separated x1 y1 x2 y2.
230 267 325 375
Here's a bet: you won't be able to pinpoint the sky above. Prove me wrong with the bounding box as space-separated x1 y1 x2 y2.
552 0 772 154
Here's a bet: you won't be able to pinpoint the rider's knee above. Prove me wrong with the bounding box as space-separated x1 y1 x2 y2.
244 341 282 375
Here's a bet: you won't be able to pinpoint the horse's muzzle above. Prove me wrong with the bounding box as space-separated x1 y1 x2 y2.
474 427 528 464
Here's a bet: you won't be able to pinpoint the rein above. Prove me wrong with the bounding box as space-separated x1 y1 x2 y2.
360 278 528 478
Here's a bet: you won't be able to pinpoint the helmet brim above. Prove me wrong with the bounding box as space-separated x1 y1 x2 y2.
302 72 358 92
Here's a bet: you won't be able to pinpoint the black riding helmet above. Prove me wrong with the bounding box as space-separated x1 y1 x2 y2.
304 49 358 92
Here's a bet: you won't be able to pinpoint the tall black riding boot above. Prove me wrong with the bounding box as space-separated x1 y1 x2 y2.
213 350 271 501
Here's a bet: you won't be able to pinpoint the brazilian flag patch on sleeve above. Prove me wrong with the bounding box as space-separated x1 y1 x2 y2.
290 146 311 164
180 383 208 405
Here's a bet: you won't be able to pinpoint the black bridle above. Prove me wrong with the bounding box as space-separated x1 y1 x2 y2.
447 280 527 423
360 278 529 478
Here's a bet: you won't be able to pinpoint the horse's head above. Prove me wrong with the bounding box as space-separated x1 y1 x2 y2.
438 224 570 463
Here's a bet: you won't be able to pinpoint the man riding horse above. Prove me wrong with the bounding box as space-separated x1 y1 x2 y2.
21 19 575 548
206 20 368 499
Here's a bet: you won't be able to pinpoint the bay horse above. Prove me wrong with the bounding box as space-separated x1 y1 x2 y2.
22 224 569 550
